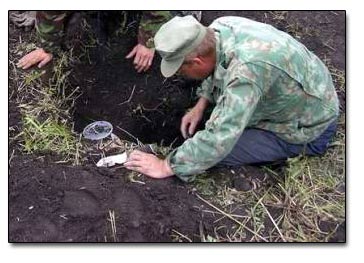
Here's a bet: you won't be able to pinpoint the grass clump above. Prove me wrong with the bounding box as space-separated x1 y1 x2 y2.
22 114 80 159
273 154 345 242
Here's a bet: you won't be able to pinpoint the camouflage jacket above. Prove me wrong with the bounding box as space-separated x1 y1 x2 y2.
35 11 172 54
167 16 339 182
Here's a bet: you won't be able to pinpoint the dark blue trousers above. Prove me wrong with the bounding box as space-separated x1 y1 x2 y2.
219 121 337 167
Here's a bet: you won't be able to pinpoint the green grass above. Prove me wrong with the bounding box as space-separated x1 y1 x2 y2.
272 154 344 242
21 114 81 161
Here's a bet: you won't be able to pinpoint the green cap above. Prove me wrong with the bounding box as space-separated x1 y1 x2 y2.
154 15 207 78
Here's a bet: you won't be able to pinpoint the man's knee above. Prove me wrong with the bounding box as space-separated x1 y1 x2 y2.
218 129 293 167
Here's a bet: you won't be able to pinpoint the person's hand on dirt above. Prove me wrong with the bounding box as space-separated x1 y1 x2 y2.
10 11 36 28
181 97 209 139
124 150 174 179
17 48 53 70
125 44 155 73
181 107 204 139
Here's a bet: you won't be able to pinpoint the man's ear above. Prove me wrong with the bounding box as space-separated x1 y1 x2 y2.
191 56 204 66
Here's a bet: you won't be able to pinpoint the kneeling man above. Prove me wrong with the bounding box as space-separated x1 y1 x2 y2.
124 15 339 182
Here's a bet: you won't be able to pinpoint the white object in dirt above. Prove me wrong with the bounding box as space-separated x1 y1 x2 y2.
96 152 128 167
83 121 113 140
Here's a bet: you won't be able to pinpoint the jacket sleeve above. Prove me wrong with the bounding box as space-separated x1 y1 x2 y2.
35 11 69 54
167 77 262 182
137 11 173 48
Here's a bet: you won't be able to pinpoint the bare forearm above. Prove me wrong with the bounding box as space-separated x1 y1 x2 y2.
194 97 210 112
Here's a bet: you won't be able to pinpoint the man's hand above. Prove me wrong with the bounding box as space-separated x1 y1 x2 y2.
181 97 210 139
181 107 204 139
126 44 155 73
17 49 53 70
124 150 174 179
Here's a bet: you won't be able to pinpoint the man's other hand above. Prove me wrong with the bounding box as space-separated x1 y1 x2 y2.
126 44 155 73
180 107 204 139
17 48 53 70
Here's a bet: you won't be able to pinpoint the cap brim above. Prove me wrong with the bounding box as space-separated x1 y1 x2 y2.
160 57 185 78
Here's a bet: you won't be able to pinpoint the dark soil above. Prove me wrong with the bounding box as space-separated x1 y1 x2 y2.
9 155 235 242
9 11 346 242
71 45 196 145
70 12 201 146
